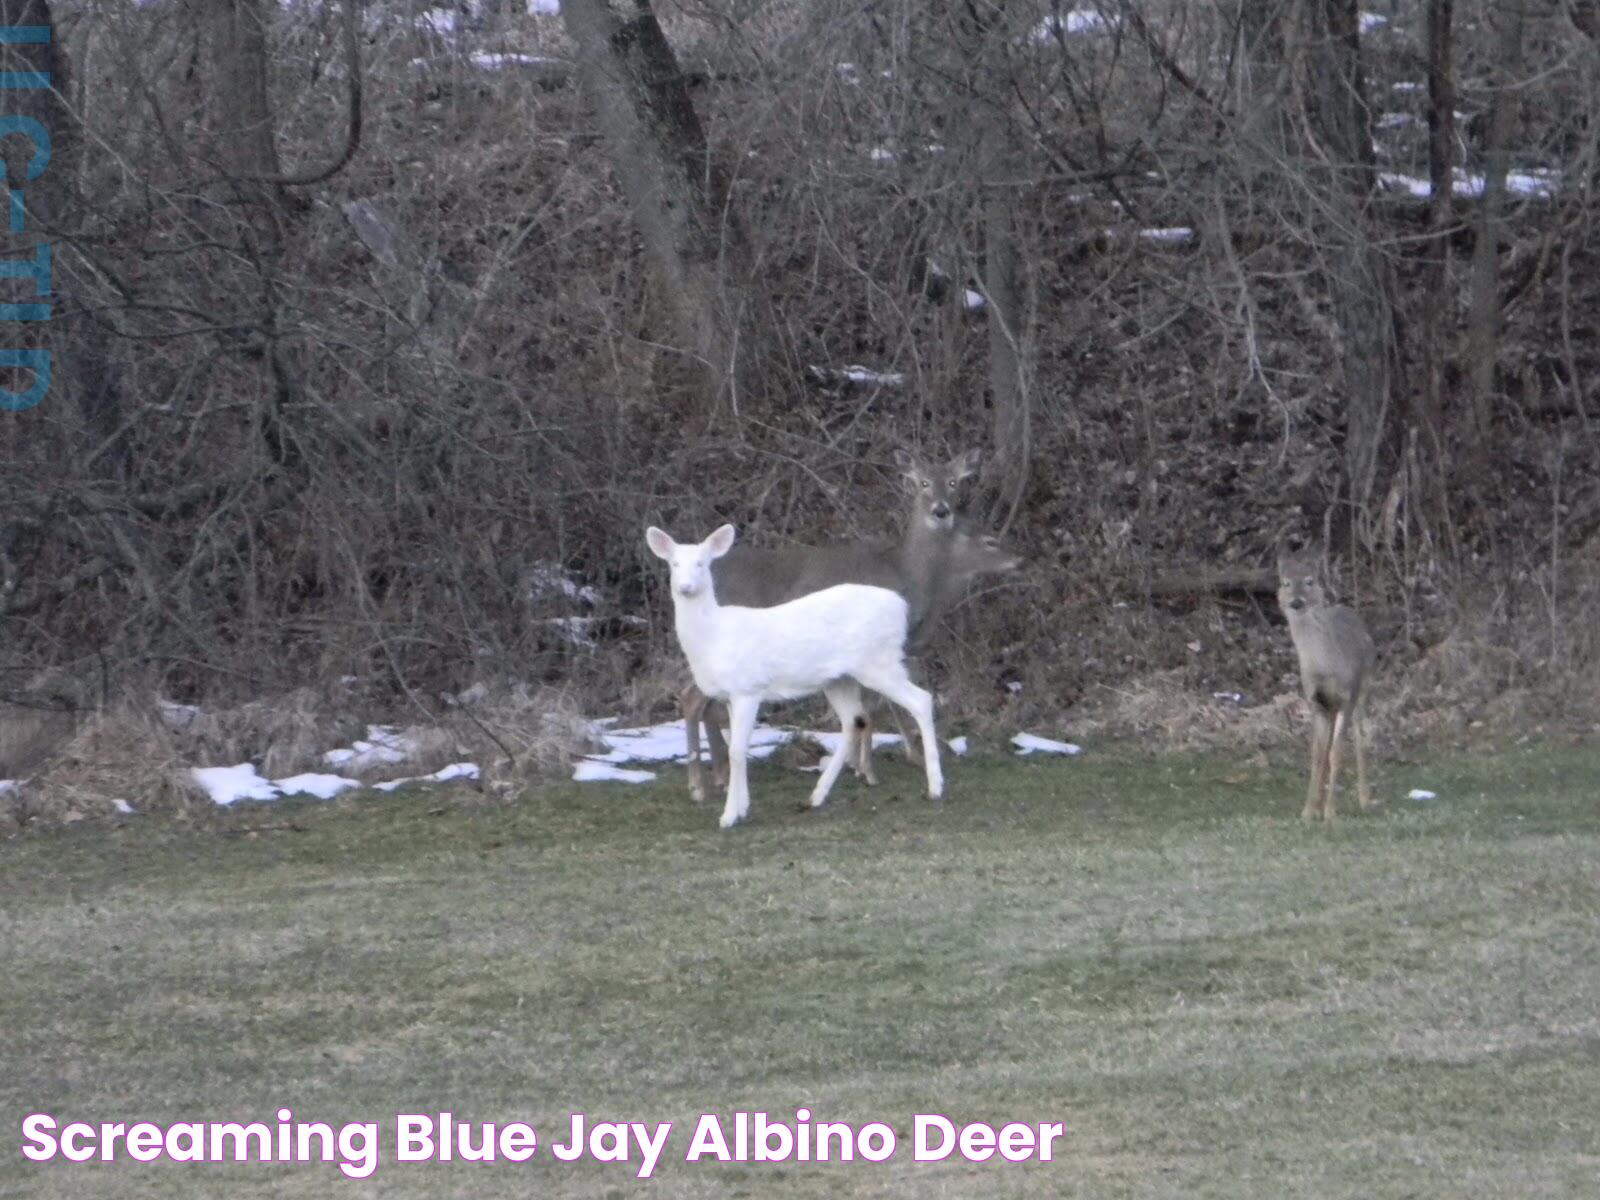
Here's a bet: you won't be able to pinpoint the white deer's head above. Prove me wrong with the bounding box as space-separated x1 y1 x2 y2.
646 524 737 599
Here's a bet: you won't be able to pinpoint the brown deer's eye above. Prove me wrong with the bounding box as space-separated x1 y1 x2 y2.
921 479 931 489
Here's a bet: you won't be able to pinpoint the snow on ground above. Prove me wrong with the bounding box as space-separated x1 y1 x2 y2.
323 725 420 772
275 773 365 800
0 779 22 794
1379 168 1560 201
1030 10 1111 43
574 762 657 784
1408 788 1438 801
193 764 284 807
373 763 479 792
1012 732 1083 757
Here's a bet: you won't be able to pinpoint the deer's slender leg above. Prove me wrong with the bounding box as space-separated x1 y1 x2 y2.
1324 707 1348 821
1354 701 1373 809
1304 705 1332 822
681 685 707 803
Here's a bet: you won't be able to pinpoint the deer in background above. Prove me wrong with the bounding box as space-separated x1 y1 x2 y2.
1277 543 1377 821
647 524 944 829
677 448 1021 802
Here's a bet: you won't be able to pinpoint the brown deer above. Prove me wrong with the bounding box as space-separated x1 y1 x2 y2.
678 448 1021 802
1277 543 1377 821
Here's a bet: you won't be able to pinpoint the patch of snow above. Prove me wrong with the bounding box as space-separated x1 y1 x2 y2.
470 52 559 70
323 725 417 772
418 8 457 37
1408 788 1437 801
1379 168 1560 201
275 773 363 801
1359 12 1388 33
1376 112 1416 131
843 365 906 386
527 563 600 606
1212 691 1244 705
0 779 23 794
157 699 201 731
112 798 136 815
1139 227 1194 244
1012 732 1083 757
964 289 987 310
947 736 969 755
373 763 480 792
1006 681 1024 694
529 0 561 12
804 729 904 756
868 146 896 163
193 764 281 807
1391 81 1423 93
573 761 657 784
1030 9 1110 43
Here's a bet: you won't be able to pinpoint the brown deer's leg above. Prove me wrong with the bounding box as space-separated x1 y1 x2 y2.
681 685 707 803
1324 708 1348 821
854 711 878 785
1304 706 1332 822
1354 702 1374 809
706 700 731 789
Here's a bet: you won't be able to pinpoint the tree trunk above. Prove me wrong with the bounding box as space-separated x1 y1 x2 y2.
200 0 284 207
1299 0 1398 531
1464 0 1525 443
559 0 765 418
1415 0 1455 527
0 0 127 475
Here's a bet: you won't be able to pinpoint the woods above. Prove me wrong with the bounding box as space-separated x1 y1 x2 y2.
2 0 1598 750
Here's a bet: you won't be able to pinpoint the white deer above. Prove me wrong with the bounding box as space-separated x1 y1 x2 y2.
646 524 944 829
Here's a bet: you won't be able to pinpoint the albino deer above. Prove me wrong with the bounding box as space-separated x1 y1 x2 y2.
647 524 943 829
678 448 1020 801
1277 544 1377 821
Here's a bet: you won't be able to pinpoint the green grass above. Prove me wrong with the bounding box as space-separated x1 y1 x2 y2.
4 743 1600 1198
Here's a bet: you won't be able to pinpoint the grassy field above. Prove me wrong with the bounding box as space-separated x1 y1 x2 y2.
4 741 1599 1199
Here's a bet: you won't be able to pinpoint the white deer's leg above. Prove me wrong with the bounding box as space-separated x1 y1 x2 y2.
722 694 760 829
810 682 863 809
855 666 943 802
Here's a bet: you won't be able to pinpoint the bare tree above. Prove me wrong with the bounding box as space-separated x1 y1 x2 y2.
559 0 772 419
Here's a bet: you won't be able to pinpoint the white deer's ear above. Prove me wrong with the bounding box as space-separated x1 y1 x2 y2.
645 527 676 560
955 448 982 479
705 524 737 558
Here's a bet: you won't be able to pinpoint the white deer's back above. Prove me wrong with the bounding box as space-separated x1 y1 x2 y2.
678 583 910 701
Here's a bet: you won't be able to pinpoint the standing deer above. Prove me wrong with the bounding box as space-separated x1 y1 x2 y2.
647 524 944 829
677 448 1020 801
1277 543 1377 821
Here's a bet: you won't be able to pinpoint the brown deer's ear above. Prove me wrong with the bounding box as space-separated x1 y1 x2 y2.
954 448 982 479
892 448 917 474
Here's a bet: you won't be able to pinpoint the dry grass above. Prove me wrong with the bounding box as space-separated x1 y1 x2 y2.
12 704 208 828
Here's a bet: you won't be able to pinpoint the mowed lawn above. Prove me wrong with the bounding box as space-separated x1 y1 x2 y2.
3 742 1599 1199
